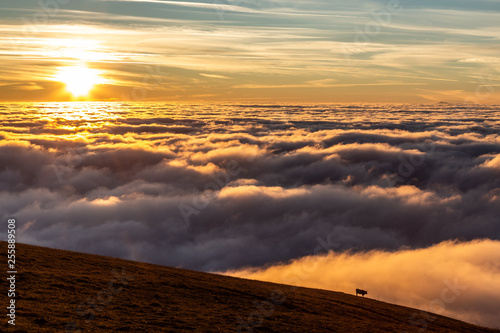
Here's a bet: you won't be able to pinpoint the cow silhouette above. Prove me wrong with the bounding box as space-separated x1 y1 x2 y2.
356 289 367 297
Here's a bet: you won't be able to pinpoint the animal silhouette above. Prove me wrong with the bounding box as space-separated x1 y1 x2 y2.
356 289 367 297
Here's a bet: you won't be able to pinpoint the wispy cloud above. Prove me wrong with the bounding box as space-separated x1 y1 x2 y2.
98 0 363 18
100 0 262 14
199 73 230 79
1 0 500 101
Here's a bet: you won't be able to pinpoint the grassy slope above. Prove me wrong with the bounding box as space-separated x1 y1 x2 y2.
0 241 498 333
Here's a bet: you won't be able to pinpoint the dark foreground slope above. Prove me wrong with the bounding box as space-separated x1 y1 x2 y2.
0 242 498 333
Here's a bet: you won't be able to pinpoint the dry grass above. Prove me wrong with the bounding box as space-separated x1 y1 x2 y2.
0 241 498 333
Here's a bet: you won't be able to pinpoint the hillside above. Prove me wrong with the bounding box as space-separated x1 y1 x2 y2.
0 242 498 332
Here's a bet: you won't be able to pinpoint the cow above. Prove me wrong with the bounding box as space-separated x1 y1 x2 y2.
356 289 367 297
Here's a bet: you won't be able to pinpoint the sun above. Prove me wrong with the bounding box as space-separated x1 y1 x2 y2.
55 66 105 96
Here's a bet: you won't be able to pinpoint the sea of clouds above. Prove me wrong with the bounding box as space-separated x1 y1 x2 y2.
1 102 499 327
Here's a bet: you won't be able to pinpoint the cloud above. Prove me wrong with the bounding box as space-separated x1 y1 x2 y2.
98 0 362 18
2 0 500 102
199 73 230 79
482 154 500 169
226 239 500 329
99 0 263 14
0 103 499 327
459 57 500 64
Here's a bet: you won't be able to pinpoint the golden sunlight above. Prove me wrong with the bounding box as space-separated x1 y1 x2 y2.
55 66 105 97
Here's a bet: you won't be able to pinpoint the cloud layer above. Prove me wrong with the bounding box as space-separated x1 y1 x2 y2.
0 102 499 326
227 239 500 329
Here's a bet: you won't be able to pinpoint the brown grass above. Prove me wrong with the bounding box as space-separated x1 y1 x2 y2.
0 241 498 332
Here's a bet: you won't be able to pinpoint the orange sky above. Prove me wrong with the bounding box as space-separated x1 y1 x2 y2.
1 1 500 102
226 239 500 329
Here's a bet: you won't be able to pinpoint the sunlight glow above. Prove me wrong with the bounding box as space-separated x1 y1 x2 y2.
55 66 106 97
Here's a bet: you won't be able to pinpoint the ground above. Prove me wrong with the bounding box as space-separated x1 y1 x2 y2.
1 242 498 333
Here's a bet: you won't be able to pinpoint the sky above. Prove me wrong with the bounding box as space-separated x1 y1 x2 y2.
1 0 500 329
1 0 500 102
1 103 499 327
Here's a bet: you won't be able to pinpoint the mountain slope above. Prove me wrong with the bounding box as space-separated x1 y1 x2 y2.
0 241 498 332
